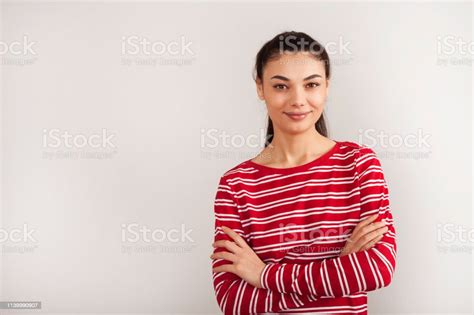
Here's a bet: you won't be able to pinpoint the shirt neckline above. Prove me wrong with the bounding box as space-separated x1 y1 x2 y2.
245 140 341 174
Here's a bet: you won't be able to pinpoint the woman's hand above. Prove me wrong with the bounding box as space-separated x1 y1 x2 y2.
210 226 266 289
340 214 388 257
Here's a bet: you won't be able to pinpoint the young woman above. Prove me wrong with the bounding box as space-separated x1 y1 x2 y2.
210 31 397 314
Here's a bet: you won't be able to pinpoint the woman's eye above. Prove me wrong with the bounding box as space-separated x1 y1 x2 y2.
273 84 287 90
307 82 320 88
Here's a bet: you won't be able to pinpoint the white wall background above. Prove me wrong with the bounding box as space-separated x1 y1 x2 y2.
0 1 472 314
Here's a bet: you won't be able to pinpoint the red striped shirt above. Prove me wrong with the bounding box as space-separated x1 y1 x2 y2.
211 140 397 314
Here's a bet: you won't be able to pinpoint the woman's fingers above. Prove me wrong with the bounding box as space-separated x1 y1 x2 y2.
352 220 386 241
341 215 388 257
221 226 249 248
353 226 389 252
211 250 237 262
352 214 379 235
360 232 385 251
212 239 241 253
212 263 235 274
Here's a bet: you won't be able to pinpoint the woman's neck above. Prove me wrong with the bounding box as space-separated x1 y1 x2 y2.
255 129 335 167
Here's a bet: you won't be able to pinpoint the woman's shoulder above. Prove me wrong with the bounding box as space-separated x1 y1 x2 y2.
337 140 384 174
218 159 255 182
336 140 382 166
338 140 377 155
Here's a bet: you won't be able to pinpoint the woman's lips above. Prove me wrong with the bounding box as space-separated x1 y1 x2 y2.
284 111 312 121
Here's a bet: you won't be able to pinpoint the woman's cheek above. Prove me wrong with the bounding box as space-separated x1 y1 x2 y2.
266 99 287 113
269 93 288 105
309 90 326 102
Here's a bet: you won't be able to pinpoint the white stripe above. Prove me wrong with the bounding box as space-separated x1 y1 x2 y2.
280 264 286 293
233 175 358 199
337 258 351 295
290 264 297 293
224 167 259 176
242 203 363 226
373 247 394 276
370 252 386 288
222 280 238 311
294 265 303 295
320 262 329 296
353 253 367 291
248 286 257 314
234 280 245 314
279 292 288 310
308 261 317 296
348 253 362 292
333 259 346 296
322 260 334 297
238 189 361 213
364 251 380 289
275 265 282 292
228 165 357 186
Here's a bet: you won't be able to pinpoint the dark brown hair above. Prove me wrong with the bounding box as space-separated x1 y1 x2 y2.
253 31 331 147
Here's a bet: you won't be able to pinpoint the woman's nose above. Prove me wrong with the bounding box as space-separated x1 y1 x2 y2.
289 87 306 107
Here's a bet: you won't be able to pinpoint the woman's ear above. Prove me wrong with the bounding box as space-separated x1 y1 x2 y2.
255 78 265 101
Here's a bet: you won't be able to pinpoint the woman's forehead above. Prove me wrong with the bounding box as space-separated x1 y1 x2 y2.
263 54 326 80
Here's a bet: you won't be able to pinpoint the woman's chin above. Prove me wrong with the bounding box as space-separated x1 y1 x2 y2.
280 124 316 135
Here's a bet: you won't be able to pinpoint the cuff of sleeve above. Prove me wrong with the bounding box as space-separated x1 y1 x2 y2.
260 263 274 289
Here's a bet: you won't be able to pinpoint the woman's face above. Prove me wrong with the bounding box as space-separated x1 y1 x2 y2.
256 51 329 137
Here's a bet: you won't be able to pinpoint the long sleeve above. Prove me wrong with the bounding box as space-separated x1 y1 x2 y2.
259 147 397 297
211 176 312 314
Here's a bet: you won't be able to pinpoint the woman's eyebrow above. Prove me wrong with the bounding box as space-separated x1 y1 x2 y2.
270 74 322 81
303 74 322 80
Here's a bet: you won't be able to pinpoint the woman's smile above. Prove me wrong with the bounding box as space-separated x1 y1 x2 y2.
283 110 313 121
